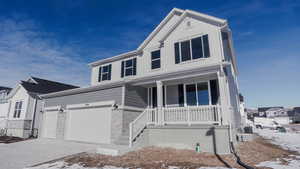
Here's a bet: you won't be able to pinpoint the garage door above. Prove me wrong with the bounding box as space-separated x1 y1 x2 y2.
42 109 58 139
65 106 112 144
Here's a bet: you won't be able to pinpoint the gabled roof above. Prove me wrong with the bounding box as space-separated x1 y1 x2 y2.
20 77 79 94
89 8 227 67
0 86 12 91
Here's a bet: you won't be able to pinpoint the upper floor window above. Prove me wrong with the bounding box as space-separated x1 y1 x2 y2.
13 101 23 118
98 64 112 82
121 58 136 78
175 34 210 64
151 50 161 69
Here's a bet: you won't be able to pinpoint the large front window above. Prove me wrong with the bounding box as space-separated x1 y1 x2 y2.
186 82 209 106
148 80 218 108
174 34 210 64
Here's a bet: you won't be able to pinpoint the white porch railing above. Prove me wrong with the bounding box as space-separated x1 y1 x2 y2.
162 105 221 125
129 105 222 147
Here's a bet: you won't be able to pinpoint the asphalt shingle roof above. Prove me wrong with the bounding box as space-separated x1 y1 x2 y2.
20 77 79 94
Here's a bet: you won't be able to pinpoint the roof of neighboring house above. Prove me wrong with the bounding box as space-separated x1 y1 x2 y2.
20 77 79 94
0 86 12 91
258 107 284 112
0 86 12 93
266 107 283 112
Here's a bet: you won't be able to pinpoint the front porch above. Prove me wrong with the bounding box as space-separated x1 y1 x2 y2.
128 70 230 147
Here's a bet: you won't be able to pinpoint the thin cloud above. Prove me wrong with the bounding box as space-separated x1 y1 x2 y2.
0 17 90 87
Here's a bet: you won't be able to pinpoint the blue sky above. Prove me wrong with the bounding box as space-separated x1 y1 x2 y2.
0 0 299 108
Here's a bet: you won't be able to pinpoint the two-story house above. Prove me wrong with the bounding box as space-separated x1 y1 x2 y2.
0 86 12 129
2 77 78 138
40 8 241 154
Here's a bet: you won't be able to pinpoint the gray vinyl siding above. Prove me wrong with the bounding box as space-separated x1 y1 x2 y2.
124 85 147 108
45 86 123 108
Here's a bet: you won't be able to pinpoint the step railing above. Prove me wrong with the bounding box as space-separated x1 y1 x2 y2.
129 108 156 147
129 105 222 147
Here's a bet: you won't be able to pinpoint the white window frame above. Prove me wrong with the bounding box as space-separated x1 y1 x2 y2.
13 100 23 118
176 34 209 63
123 57 136 77
100 64 111 81
183 81 211 106
151 50 161 70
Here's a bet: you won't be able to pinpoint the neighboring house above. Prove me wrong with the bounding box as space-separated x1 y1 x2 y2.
0 87 12 129
265 107 286 118
257 107 284 117
40 8 241 154
3 77 78 138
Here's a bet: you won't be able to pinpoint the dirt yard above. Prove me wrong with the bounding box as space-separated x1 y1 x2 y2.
62 137 298 169
0 136 28 144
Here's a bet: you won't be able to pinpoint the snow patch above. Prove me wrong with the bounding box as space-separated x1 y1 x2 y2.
256 128 300 153
256 156 300 169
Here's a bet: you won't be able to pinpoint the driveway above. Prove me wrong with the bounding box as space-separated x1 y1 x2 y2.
0 138 98 169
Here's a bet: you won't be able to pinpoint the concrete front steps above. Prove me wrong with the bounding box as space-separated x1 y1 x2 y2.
96 143 131 156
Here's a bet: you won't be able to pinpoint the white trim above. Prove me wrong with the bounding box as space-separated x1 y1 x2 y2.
182 81 211 107
159 9 227 43
66 101 115 110
44 106 61 112
122 57 137 78
118 106 144 112
99 64 111 82
121 85 126 107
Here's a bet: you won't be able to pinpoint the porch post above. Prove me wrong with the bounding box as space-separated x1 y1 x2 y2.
217 70 230 125
156 81 163 125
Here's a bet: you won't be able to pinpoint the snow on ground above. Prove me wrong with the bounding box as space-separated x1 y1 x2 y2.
255 128 300 168
256 128 300 153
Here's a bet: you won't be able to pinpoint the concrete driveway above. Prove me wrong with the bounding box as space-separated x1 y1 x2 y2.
0 138 98 169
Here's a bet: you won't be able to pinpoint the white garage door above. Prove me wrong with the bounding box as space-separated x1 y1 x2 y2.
42 110 58 139
65 106 111 144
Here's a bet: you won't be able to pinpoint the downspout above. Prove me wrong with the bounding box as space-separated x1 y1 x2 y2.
228 122 254 169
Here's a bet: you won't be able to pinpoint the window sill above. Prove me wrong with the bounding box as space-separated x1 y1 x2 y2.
178 57 209 65
150 68 161 72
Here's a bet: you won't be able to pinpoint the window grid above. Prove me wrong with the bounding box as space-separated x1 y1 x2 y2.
13 101 23 118
122 58 136 77
101 65 110 81
151 50 161 69
176 34 209 63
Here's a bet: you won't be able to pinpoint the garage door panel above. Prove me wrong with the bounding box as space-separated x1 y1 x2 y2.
65 107 111 144
42 110 58 139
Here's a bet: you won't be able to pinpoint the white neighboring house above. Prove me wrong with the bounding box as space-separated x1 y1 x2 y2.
3 77 78 138
40 8 242 154
0 87 12 130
